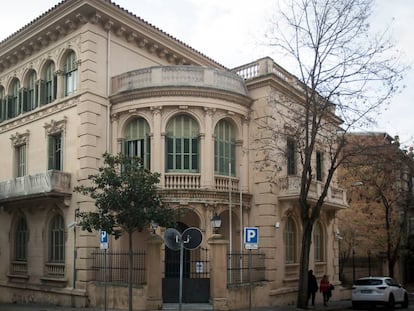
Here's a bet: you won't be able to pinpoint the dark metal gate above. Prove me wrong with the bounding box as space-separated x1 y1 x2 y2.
162 247 210 303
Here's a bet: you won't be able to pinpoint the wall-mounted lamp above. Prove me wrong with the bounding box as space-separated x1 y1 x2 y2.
67 221 78 228
211 213 222 234
275 222 280 229
335 228 343 240
150 220 158 234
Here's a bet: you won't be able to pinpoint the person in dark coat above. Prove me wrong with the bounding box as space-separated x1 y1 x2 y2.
308 270 318 306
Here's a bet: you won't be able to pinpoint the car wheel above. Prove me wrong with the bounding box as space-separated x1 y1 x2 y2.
352 301 360 309
388 294 395 309
402 293 409 308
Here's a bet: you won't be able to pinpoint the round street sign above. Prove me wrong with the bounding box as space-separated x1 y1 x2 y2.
182 227 203 250
164 228 181 251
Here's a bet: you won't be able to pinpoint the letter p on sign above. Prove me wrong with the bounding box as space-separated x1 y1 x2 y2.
244 227 259 250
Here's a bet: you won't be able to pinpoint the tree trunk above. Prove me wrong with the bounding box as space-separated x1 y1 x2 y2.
128 231 133 311
297 219 314 309
388 257 395 278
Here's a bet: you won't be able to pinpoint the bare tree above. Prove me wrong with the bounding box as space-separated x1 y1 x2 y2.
265 0 406 308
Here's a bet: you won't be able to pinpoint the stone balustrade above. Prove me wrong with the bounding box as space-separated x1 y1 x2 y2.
111 65 248 96
164 173 201 189
279 175 347 208
233 57 294 82
0 170 71 202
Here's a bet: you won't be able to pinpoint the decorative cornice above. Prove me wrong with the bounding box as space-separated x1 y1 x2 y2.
10 130 30 147
0 2 225 75
158 188 252 207
0 96 78 134
44 116 67 135
110 87 252 108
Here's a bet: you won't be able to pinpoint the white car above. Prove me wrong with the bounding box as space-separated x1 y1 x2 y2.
352 276 409 309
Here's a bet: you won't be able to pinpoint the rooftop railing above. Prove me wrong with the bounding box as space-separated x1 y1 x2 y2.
111 65 248 97
233 57 293 80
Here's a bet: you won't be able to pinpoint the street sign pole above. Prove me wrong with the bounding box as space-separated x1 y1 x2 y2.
243 227 258 311
248 248 252 311
104 248 107 311
100 230 109 311
179 241 184 311
164 227 203 309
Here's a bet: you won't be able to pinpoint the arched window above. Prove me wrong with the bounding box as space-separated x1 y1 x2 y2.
166 115 199 172
7 79 20 119
0 87 4 122
15 217 28 261
316 151 324 181
123 117 151 169
214 119 236 176
23 70 37 112
49 215 65 263
284 217 296 263
314 222 324 262
40 62 56 105
64 51 78 96
287 137 297 175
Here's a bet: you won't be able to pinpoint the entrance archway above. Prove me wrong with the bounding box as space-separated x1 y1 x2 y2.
162 210 210 303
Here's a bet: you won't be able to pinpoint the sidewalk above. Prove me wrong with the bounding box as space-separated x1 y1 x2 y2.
0 300 352 311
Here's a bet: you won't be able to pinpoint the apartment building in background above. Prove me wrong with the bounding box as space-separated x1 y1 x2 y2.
0 1 348 309
338 132 414 283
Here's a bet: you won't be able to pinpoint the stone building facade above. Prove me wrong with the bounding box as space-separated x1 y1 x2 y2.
0 0 347 309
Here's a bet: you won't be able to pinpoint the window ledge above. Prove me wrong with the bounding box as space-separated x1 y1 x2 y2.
40 276 68 287
7 273 29 280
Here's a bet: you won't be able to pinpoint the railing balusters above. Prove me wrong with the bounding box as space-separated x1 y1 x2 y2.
227 252 265 286
164 173 201 189
91 249 146 285
0 170 71 201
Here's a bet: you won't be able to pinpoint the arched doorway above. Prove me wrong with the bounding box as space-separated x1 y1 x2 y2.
162 210 210 303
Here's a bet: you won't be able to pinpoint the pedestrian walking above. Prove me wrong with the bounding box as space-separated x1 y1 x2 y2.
308 270 318 306
320 274 331 306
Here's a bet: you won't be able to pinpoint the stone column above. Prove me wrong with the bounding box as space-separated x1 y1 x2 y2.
151 106 162 173
203 107 215 189
208 234 229 310
241 116 249 192
55 69 64 99
145 234 164 310
111 113 119 153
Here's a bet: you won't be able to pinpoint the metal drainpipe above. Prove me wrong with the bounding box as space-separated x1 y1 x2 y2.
106 28 112 152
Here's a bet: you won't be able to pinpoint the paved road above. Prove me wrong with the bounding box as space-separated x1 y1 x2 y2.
0 293 413 311
0 300 351 311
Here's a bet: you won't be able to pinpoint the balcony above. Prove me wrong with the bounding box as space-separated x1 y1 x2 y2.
233 57 296 83
278 176 347 209
111 65 248 98
0 170 71 203
159 173 250 205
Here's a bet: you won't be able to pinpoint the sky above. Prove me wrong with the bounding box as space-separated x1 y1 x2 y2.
0 0 413 148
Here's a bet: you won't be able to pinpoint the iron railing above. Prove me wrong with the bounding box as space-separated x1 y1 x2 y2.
164 247 209 279
227 252 266 286
91 249 146 285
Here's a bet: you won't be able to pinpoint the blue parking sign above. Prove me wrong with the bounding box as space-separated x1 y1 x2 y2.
244 227 259 249
100 230 108 249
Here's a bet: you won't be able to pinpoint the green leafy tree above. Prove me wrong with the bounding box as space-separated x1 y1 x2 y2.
74 152 177 311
